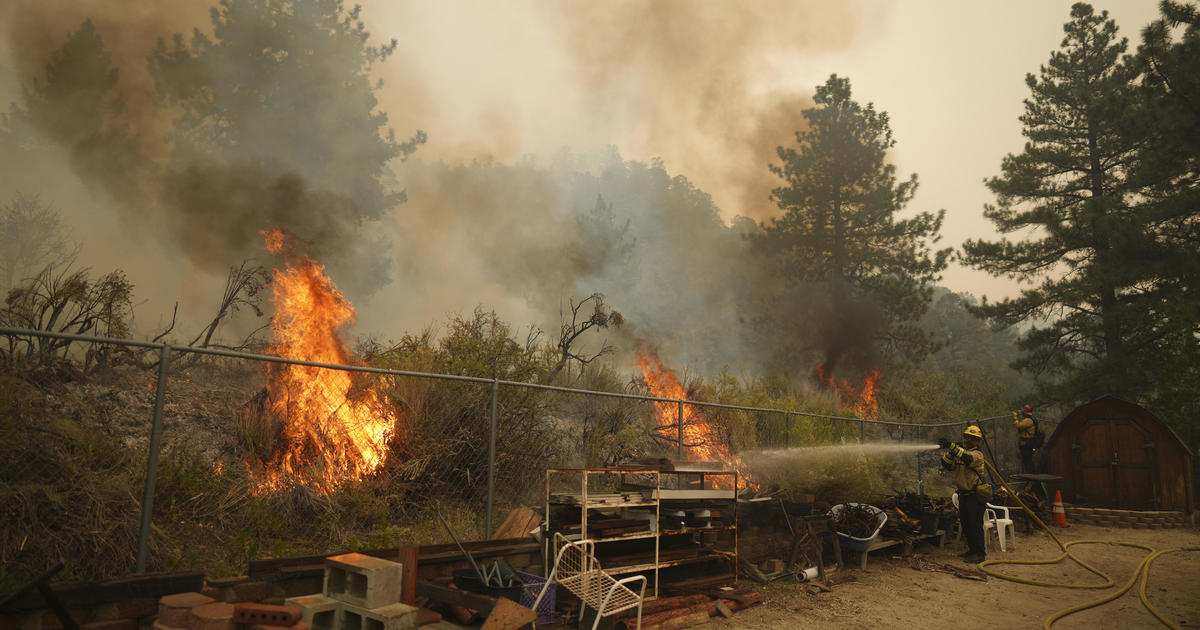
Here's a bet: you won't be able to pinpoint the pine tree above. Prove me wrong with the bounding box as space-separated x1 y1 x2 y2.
962 3 1150 399
758 74 950 367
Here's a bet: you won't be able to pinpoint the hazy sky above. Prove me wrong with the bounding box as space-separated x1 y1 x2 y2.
364 0 1164 302
0 0 1169 341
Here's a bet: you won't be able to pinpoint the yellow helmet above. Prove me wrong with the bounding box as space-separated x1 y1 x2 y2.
963 425 983 439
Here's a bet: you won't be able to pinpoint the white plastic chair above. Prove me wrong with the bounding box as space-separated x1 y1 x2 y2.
950 493 1016 552
984 503 1016 552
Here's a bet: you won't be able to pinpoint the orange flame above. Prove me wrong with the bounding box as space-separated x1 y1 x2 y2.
814 363 880 419
255 229 395 493
636 341 755 490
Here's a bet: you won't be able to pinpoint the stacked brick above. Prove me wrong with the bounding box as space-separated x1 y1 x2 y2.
1064 507 1189 528
284 554 416 630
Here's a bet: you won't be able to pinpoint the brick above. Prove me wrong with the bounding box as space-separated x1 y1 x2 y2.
284 596 338 630
82 620 137 630
339 603 417 630
159 594 216 628
230 583 270 604
280 579 324 599
200 588 220 601
249 623 308 630
268 586 287 600
152 622 186 630
232 604 300 627
323 555 403 610
758 559 783 573
188 603 235 630
26 609 92 630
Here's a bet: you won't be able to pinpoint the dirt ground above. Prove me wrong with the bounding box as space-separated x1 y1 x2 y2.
700 523 1200 629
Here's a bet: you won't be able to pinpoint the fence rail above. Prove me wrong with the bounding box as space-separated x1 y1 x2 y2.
0 326 1015 576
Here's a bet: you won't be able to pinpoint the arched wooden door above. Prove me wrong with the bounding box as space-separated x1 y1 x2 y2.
1073 418 1158 508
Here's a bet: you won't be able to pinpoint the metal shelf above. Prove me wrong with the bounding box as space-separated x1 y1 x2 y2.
545 466 739 598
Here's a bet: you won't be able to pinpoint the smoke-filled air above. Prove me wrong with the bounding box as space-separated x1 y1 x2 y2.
0 0 901 376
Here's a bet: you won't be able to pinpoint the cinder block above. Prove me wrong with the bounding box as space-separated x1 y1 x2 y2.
159 594 216 628
284 595 338 630
231 604 300 627
188 602 235 630
339 604 416 630
323 555 403 610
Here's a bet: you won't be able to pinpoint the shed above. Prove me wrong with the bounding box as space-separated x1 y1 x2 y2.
1042 396 1194 512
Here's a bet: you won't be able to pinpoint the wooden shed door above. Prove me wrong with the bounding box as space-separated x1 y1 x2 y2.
1073 418 1157 508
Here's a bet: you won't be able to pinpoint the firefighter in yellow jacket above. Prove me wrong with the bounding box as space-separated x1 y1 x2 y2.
1013 404 1036 474
939 426 990 562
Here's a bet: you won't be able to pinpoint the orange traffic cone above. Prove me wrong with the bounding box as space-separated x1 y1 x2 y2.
1052 490 1069 527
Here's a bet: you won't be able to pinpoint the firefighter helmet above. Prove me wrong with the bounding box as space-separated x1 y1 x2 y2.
963 425 984 439
1022 404 1034 416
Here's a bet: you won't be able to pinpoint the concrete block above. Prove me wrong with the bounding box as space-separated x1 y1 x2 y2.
188 603 235 630
159 594 216 628
284 595 338 630
231 605 300 627
339 604 416 630
323 555 403 610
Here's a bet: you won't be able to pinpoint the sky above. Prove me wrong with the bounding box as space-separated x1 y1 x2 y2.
0 0 1169 348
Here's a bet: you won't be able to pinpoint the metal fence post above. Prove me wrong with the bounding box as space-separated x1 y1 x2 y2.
784 412 791 449
486 378 498 538
860 420 865 444
677 401 685 461
135 344 169 573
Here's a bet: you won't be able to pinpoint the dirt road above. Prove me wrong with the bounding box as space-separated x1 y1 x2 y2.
706 523 1199 629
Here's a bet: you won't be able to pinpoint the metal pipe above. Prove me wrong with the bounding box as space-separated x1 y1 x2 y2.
486 378 498 538
135 344 169 573
677 400 684 461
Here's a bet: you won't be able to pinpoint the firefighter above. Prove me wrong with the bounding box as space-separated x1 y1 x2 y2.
1013 404 1037 475
939 425 990 562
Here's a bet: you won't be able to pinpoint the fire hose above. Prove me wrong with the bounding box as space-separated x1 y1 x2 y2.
974 456 1199 629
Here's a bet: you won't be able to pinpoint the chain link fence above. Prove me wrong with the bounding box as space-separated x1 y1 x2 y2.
1 326 1020 586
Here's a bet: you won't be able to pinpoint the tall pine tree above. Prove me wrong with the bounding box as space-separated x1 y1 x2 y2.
758 74 950 370
963 3 1150 400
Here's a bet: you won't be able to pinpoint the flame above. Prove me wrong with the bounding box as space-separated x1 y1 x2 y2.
635 341 756 490
814 363 880 419
255 228 395 493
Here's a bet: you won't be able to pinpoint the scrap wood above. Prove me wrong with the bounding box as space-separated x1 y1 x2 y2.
479 597 536 630
643 610 711 630
922 560 987 582
490 507 542 540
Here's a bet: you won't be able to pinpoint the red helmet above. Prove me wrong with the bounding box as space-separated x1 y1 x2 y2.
1022 404 1034 415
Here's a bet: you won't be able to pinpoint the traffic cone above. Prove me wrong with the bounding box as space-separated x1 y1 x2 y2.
1052 490 1069 527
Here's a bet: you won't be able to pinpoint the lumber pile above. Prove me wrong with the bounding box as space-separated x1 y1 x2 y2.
611 589 762 630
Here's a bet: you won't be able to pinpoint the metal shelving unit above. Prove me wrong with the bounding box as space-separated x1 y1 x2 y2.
544 466 738 599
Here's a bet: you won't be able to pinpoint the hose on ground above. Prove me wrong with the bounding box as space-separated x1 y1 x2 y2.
975 460 1198 629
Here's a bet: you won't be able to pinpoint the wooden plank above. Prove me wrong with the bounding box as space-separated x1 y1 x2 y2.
490 507 542 540
415 582 498 615
479 597 536 630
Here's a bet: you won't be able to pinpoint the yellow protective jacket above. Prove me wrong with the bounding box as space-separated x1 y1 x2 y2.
953 447 987 493
1014 412 1035 443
